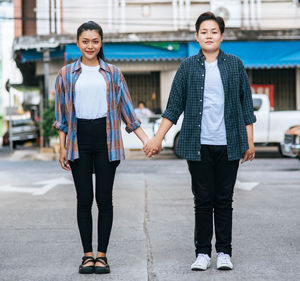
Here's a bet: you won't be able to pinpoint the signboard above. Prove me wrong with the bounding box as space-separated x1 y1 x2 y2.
251 84 274 110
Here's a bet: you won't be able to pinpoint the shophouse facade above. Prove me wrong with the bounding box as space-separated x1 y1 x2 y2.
12 0 300 115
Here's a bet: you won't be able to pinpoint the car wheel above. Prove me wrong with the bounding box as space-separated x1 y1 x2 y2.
278 144 288 158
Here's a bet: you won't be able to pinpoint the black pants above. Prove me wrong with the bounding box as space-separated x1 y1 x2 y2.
69 117 120 253
187 145 239 257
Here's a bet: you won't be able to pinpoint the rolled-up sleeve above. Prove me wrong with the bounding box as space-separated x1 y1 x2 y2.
53 72 68 133
162 61 187 125
119 72 141 133
239 60 257 125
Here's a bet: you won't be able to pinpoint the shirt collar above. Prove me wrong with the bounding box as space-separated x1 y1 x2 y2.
197 49 225 62
72 57 111 73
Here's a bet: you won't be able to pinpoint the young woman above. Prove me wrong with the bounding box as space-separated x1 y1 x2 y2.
144 12 256 271
53 21 149 274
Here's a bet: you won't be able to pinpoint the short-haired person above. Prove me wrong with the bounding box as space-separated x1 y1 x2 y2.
135 101 153 118
144 12 256 271
53 21 149 274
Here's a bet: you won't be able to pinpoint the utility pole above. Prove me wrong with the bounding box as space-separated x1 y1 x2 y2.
40 48 50 148
5 79 13 154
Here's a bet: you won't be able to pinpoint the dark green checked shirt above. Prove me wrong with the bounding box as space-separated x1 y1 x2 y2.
162 49 256 161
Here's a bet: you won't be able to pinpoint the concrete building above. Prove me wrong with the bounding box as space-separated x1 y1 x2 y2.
12 0 300 114
0 0 23 143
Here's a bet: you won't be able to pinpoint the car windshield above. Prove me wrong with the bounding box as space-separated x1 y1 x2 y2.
12 119 35 127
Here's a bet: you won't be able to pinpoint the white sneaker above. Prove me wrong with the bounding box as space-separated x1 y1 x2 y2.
191 254 211 271
217 252 233 270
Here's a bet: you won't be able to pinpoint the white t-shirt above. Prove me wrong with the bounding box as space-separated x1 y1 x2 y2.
135 107 152 118
74 63 107 119
200 60 227 145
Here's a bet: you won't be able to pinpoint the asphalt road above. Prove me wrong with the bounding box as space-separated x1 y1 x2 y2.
0 154 299 281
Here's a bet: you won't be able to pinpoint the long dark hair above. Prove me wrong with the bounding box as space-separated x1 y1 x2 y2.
77 21 105 60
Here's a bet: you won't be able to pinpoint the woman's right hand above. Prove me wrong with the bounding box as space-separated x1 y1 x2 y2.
59 147 70 171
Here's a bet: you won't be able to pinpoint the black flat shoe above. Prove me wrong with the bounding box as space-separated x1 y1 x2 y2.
94 257 110 274
79 256 95 274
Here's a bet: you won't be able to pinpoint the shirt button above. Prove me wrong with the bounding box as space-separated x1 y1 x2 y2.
202 74 204 77
201 87 203 89
200 112 202 115
201 63 204 65
200 99 202 102
198 124 201 127
198 151 200 155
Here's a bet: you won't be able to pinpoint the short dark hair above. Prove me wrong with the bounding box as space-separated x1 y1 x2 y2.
77 21 105 60
195 12 225 34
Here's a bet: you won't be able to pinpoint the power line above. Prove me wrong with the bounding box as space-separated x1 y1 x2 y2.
1 15 300 23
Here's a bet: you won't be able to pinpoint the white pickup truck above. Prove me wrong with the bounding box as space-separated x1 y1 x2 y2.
153 94 300 155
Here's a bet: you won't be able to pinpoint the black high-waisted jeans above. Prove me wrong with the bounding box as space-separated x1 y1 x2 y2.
69 117 120 253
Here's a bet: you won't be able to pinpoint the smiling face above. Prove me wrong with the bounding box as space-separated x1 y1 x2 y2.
196 19 223 53
77 30 102 65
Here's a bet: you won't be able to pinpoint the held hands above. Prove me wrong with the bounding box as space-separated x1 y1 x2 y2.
143 136 162 158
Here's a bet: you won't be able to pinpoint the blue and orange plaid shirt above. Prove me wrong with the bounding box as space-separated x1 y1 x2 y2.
53 57 141 162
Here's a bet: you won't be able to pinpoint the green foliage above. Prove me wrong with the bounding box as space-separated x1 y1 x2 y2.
42 102 58 143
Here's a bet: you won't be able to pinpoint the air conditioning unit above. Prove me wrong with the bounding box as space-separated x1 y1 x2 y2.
210 0 242 28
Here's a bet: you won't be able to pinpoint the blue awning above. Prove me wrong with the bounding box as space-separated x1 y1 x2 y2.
188 41 300 69
20 48 64 63
65 43 187 62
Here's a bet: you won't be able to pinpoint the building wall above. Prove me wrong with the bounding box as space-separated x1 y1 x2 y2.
34 0 300 35
22 0 36 35
14 0 22 37
17 1 300 114
1 2 23 141
36 0 61 34
260 1 300 29
251 68 296 111
212 0 300 30
210 0 242 27
14 0 36 37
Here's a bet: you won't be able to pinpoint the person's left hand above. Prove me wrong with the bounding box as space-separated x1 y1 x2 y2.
143 137 162 158
241 141 255 164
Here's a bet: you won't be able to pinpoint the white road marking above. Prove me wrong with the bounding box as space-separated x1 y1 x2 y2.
235 179 259 191
0 178 73 196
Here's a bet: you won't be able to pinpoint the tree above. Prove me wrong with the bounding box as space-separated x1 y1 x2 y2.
42 101 58 146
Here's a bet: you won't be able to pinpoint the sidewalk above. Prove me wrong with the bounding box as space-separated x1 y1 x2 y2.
0 145 282 162
1 147 178 161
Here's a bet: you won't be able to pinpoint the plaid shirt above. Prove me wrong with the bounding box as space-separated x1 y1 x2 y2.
162 49 256 161
53 58 141 162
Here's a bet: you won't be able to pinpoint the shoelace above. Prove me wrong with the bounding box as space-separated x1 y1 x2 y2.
217 252 230 264
195 254 209 265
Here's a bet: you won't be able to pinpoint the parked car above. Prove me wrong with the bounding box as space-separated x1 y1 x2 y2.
121 115 160 149
280 126 300 159
153 94 300 156
2 118 38 147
